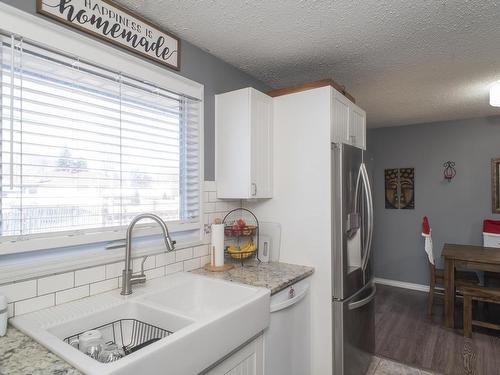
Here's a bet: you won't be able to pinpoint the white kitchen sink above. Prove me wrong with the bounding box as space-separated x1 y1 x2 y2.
47 301 193 349
141 275 263 318
11 272 270 375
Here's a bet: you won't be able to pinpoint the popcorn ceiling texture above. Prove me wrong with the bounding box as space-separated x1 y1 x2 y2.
115 0 500 127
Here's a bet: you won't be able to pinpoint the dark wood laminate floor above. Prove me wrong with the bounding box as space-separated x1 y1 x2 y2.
375 284 500 375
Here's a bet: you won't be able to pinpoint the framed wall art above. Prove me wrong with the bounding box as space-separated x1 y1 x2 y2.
492 158 500 214
384 168 415 209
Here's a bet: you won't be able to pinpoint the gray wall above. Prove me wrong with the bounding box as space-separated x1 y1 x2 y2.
0 0 270 180
367 116 500 285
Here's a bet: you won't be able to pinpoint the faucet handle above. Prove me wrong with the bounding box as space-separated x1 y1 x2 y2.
138 255 148 276
166 238 176 252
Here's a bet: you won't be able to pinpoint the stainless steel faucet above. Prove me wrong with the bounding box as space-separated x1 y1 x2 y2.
121 213 176 295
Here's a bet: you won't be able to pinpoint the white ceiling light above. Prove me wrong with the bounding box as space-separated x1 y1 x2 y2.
489 81 500 107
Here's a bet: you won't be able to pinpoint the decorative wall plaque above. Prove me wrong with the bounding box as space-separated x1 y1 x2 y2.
385 168 415 209
384 168 400 209
37 0 180 70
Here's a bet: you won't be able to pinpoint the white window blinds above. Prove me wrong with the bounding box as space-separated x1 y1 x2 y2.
0 34 201 241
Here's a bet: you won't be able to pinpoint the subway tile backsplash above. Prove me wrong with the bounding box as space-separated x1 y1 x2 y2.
55 285 89 305
89 278 119 296
0 280 37 302
75 266 106 287
175 247 194 262
37 272 74 295
15 294 55 316
183 257 202 272
1 181 240 318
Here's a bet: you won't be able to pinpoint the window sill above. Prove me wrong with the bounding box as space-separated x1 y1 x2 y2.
0 237 208 285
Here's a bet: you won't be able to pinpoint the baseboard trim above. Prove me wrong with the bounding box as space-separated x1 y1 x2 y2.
374 277 430 292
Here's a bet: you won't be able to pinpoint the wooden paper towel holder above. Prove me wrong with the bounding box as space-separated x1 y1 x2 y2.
204 244 234 272
204 263 234 272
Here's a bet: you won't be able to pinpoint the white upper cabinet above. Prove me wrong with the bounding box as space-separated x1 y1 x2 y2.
215 88 273 199
349 102 366 149
331 89 366 149
331 90 351 144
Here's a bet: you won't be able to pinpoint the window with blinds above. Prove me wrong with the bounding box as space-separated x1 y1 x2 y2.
0 35 201 242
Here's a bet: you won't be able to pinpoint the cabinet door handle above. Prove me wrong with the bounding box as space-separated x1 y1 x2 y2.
350 135 356 144
251 183 257 196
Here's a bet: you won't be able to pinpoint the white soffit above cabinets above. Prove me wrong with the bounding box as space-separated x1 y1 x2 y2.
115 0 500 128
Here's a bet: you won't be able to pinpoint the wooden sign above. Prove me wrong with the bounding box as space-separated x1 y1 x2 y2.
37 0 180 70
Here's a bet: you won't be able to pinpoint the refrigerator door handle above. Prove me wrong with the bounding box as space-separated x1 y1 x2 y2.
353 163 362 214
348 167 363 239
360 162 374 273
348 284 376 310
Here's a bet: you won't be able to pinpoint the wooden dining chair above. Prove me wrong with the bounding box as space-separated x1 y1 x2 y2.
427 261 479 317
462 285 500 338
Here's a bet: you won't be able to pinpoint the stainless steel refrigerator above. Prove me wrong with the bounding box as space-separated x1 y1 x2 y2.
332 143 376 375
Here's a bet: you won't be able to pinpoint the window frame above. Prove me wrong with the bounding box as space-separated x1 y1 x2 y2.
0 3 204 256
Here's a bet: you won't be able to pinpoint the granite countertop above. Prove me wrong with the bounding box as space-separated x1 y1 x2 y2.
0 261 313 374
191 260 314 295
0 327 81 375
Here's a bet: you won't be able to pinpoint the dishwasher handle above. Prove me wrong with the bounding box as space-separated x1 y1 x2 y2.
270 283 310 313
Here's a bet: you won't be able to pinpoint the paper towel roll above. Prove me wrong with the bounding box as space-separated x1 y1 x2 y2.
211 223 225 267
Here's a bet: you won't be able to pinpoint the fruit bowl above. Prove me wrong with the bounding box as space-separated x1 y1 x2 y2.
223 208 260 264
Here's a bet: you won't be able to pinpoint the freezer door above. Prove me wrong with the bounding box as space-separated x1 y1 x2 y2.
333 282 376 375
332 143 374 300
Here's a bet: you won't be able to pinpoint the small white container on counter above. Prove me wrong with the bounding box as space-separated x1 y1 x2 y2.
0 295 7 336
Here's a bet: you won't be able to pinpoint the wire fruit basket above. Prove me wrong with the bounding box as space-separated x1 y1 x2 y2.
223 208 260 265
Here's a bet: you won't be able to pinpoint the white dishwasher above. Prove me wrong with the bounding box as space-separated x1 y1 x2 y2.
263 277 311 375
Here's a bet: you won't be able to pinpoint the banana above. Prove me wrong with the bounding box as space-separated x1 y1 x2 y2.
227 241 256 259
240 241 251 251
240 241 256 252
227 245 240 253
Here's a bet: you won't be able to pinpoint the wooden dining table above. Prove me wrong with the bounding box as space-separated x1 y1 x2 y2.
443 243 500 328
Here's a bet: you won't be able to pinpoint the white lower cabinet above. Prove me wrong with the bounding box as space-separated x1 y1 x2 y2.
204 335 264 375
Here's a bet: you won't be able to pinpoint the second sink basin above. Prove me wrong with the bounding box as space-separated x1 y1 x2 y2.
141 275 263 318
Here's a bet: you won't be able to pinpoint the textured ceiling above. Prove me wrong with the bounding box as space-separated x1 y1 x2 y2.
115 0 500 127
